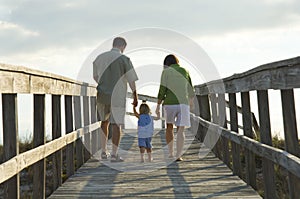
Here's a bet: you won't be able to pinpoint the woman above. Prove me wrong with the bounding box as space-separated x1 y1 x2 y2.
156 54 195 161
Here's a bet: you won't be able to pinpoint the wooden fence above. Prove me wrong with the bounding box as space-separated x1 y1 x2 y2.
0 64 98 199
0 64 165 198
192 56 300 199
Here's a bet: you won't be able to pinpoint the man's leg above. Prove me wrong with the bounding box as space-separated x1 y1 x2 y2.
111 123 121 156
176 126 185 159
100 120 109 155
166 123 174 157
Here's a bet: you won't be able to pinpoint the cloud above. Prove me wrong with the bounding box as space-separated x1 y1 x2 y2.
1 0 300 55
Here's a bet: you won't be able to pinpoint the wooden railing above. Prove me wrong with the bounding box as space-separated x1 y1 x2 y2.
0 64 165 198
192 56 300 199
0 64 99 199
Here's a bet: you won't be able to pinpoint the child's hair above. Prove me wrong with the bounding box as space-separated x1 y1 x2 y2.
139 100 151 114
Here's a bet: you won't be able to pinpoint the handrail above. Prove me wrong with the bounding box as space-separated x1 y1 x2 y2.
194 56 300 198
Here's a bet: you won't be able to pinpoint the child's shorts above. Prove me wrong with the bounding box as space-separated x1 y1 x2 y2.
138 137 152 149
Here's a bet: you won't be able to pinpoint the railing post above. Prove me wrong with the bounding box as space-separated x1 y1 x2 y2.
74 96 84 169
281 89 300 199
33 94 46 199
210 93 220 157
229 93 241 178
241 92 256 189
52 95 62 191
198 95 211 142
83 96 91 161
257 90 276 199
65 95 75 177
218 93 229 166
90 96 98 155
2 94 20 199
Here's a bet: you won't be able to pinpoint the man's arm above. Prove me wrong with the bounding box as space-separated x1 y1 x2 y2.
129 81 138 107
133 106 139 118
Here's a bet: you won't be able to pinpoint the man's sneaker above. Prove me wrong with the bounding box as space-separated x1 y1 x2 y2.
176 157 183 162
111 154 124 162
101 152 110 160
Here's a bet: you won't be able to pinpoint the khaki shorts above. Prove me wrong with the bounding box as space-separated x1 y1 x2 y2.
97 102 126 125
164 104 190 127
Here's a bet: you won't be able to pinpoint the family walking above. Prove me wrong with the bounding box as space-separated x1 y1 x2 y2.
93 37 195 163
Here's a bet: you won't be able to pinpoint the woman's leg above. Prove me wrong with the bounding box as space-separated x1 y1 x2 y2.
176 126 185 158
166 123 174 157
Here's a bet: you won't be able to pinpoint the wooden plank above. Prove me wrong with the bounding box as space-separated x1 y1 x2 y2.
281 89 300 199
83 96 91 161
90 97 98 155
74 96 84 169
228 93 242 178
0 63 97 96
198 95 211 142
0 122 100 184
241 92 256 189
2 94 20 199
65 95 75 177
52 95 62 191
191 115 300 179
49 130 261 198
218 94 229 166
210 94 219 157
257 90 276 198
195 56 300 95
33 94 46 199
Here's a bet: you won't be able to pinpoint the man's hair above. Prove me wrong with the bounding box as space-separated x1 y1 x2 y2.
113 37 127 47
163 54 179 66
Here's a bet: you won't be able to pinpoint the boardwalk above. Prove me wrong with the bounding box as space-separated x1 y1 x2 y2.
49 129 261 199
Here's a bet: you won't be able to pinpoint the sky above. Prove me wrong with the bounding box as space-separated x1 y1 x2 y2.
1 0 300 140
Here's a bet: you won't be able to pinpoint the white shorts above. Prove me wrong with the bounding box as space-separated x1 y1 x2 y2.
164 104 190 127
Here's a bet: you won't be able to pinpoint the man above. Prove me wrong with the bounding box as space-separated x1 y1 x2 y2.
93 37 138 162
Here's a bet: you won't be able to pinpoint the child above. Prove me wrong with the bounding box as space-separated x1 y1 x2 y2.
133 100 160 162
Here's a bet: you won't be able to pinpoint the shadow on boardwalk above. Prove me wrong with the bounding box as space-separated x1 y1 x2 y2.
49 129 261 198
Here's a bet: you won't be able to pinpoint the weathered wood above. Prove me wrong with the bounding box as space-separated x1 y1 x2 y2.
257 90 276 199
65 95 75 177
210 94 219 156
2 94 20 199
195 56 300 95
90 97 98 155
52 95 62 191
218 93 229 166
281 89 300 199
191 115 300 179
0 63 97 96
33 94 46 199
198 95 211 142
83 96 91 161
49 130 261 198
74 96 84 169
228 93 241 177
241 92 256 189
0 122 100 184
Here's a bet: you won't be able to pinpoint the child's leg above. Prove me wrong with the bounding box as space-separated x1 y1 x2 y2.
146 148 153 162
140 147 145 162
